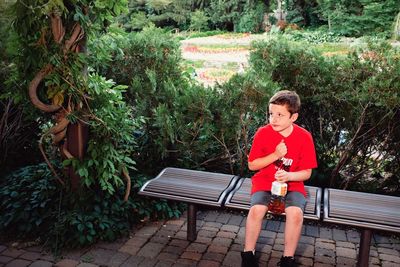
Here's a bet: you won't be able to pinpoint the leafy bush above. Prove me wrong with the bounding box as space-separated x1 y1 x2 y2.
249 37 400 192
0 163 184 248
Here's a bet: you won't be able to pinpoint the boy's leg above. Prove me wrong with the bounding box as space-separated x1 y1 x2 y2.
282 191 306 256
244 204 268 251
283 206 303 256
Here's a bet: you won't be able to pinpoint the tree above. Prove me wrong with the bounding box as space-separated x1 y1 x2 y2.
10 0 135 198
189 9 209 31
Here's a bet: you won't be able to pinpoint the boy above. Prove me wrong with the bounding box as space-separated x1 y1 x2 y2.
241 90 317 267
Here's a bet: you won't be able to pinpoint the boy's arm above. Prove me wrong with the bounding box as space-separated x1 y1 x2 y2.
274 169 312 183
248 140 287 171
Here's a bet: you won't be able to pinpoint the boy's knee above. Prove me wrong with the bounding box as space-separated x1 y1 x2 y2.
285 207 303 223
248 205 267 220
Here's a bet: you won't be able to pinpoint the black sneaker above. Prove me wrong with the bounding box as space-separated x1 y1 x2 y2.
241 251 259 267
277 256 297 267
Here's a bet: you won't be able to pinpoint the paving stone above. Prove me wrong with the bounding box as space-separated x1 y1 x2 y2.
155 261 174 267
157 252 179 262
222 250 241 266
150 235 171 244
315 247 335 257
180 251 202 261
166 219 185 227
336 247 357 259
186 243 208 253
216 213 231 224
198 230 217 238
207 244 228 254
305 225 319 237
203 211 219 222
256 238 273 249
18 252 40 261
217 231 236 239
137 242 164 258
381 261 400 267
76 263 98 267
194 236 212 245
379 253 400 263
313 263 335 267
198 260 220 267
211 237 232 247
299 236 315 245
319 228 333 239
336 256 356 266
175 258 197 266
135 225 161 238
174 230 187 240
297 256 313 266
314 255 336 265
259 230 277 239
81 248 118 266
95 240 126 251
265 220 280 232
61 249 86 261
28 260 53 267
332 229 347 241
125 237 148 248
255 244 272 254
201 252 225 262
0 246 6 253
1 249 25 258
4 259 31 267
378 247 400 256
108 252 131 266
162 245 185 255
346 229 360 243
229 244 242 252
169 240 189 248
227 215 244 226
315 240 335 250
119 244 141 255
220 225 240 233
295 243 314 257
119 255 145 267
336 241 355 249
54 259 80 267
0 256 13 264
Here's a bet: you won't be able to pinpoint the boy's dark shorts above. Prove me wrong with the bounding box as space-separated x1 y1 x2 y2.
250 191 306 213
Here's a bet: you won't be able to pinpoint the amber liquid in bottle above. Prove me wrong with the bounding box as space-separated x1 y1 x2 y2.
268 181 287 214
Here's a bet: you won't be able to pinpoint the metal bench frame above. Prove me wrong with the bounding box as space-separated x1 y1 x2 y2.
139 167 322 241
324 188 400 267
140 168 400 267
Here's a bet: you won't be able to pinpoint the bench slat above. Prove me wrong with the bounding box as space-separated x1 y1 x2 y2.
323 188 400 232
224 178 322 220
139 167 239 207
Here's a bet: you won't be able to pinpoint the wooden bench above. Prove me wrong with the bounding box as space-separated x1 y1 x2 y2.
139 167 322 241
139 167 240 241
225 177 322 220
323 188 400 267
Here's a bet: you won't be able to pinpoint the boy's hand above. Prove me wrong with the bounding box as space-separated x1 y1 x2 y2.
275 169 292 183
274 140 287 158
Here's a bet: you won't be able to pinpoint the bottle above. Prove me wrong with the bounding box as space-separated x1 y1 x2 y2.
268 181 287 214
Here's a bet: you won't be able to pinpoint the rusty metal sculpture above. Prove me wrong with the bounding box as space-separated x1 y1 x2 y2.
29 11 131 200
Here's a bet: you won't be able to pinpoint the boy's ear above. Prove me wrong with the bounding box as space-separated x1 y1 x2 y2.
291 113 299 122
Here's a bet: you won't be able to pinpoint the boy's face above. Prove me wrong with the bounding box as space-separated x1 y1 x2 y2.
268 104 298 136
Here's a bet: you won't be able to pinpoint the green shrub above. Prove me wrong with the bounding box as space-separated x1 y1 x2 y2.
0 163 184 249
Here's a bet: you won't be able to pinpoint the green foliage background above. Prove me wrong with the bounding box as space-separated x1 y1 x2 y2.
0 0 399 250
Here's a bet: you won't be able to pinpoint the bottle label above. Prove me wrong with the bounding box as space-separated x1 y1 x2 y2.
271 181 287 196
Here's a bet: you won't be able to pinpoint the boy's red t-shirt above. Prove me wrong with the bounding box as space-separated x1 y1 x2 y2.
248 124 317 197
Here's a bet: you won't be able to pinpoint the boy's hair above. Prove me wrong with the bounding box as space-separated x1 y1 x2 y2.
269 90 301 114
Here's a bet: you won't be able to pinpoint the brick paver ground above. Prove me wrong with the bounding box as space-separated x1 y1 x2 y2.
1 209 399 267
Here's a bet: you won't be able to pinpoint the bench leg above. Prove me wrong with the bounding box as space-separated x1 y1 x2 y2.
357 228 372 267
187 204 197 241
